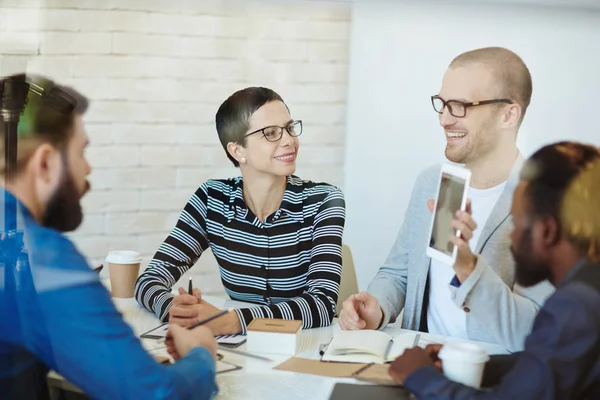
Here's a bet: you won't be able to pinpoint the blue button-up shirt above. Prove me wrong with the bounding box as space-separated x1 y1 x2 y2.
403 260 600 399
0 189 217 399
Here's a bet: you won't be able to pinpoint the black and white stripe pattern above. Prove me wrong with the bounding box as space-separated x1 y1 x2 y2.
135 175 345 333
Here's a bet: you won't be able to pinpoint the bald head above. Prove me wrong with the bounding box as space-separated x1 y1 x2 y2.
450 47 532 124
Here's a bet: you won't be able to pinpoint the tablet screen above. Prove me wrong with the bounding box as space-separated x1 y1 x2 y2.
429 172 467 256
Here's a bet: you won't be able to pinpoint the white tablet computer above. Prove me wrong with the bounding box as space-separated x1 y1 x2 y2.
426 163 471 265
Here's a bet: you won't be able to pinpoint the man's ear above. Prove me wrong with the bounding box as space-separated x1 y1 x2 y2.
502 103 521 128
28 143 62 185
541 217 560 247
226 142 246 165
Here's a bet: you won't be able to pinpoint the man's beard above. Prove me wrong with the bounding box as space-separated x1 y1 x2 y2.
445 118 499 164
42 157 89 232
511 227 552 287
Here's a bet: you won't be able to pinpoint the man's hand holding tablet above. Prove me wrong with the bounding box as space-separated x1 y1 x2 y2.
426 164 472 269
448 200 479 283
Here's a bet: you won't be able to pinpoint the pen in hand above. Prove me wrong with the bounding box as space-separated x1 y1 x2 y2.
188 277 193 296
187 308 233 330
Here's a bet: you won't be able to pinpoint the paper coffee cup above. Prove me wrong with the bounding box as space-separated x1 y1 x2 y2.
438 340 490 388
105 250 142 298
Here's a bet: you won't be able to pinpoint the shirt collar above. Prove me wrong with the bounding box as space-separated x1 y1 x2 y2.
227 177 245 222
1 187 32 228
227 176 304 224
276 176 305 223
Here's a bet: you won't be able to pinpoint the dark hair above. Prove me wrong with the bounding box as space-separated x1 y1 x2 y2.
520 141 600 238
215 87 286 167
0 73 89 177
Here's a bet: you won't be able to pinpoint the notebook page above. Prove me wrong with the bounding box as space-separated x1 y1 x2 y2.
140 322 246 344
140 323 169 339
217 360 242 374
386 332 446 361
323 330 392 363
386 332 419 361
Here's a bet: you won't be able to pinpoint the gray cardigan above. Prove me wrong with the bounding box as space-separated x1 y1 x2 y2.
367 155 555 352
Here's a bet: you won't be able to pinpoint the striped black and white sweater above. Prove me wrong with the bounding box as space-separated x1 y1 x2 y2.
134 175 346 333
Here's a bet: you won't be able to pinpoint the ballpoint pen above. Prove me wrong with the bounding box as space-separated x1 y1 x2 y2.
318 343 329 356
217 346 273 362
187 308 234 330
412 333 421 347
188 277 193 296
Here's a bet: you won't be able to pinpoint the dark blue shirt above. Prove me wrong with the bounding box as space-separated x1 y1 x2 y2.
404 260 600 399
0 189 217 399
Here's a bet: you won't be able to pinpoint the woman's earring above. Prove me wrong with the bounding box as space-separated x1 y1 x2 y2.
240 157 246 163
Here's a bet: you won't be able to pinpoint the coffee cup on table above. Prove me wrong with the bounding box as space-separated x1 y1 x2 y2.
105 250 142 298
438 340 490 388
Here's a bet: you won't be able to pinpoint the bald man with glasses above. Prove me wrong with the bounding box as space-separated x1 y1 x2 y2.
339 47 554 352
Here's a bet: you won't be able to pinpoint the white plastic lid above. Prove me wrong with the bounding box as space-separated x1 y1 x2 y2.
105 250 142 264
438 340 490 364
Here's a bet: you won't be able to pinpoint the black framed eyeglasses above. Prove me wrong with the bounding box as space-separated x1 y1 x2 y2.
244 120 303 142
431 95 513 118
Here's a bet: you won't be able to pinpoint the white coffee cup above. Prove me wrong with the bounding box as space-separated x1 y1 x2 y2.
438 340 490 388
105 250 142 298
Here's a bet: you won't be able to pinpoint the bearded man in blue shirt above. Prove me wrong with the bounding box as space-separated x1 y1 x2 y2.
0 74 218 400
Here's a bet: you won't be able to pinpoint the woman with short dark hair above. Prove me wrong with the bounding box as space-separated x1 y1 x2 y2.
135 87 346 335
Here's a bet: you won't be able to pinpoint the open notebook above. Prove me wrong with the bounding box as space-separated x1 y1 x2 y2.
321 330 441 364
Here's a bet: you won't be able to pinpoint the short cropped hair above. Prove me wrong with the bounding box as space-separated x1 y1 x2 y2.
215 87 285 167
450 47 532 124
0 73 89 177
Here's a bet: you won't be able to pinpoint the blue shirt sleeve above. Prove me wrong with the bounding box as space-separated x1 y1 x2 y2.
403 281 600 399
20 228 218 400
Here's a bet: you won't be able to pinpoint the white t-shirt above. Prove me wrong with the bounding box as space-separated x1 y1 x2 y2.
426 181 507 338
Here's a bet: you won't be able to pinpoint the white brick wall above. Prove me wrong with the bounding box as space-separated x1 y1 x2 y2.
1 0 351 294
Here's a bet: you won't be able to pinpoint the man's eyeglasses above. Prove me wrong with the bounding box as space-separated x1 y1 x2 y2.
244 120 303 142
431 95 513 118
